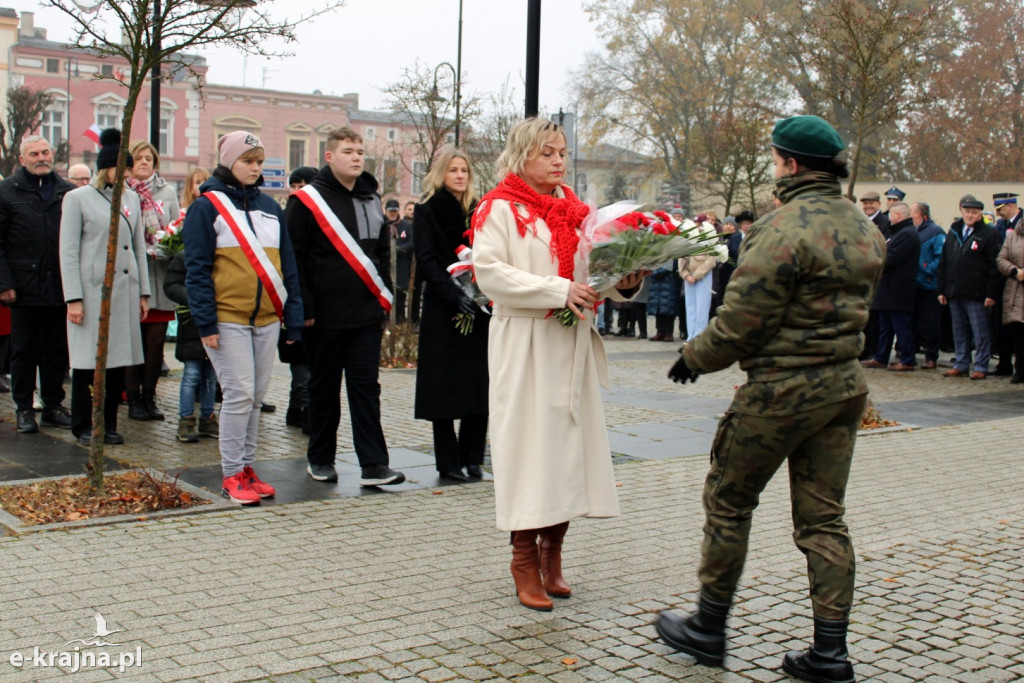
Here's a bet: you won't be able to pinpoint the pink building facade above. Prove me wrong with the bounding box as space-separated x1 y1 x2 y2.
2 9 426 204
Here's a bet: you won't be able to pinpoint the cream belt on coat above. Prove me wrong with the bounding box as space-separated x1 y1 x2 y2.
492 303 608 424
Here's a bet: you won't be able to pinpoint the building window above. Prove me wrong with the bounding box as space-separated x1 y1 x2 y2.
96 110 118 130
412 160 426 195
445 132 455 145
387 128 396 142
365 126 376 140
382 159 398 194
101 64 113 76
288 139 306 171
158 112 172 155
41 108 65 147
364 157 377 177
46 58 59 73
318 139 327 163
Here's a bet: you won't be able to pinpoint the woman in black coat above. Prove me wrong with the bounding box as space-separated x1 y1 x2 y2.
413 148 489 482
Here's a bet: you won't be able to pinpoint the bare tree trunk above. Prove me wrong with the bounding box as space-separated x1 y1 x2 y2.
88 90 141 492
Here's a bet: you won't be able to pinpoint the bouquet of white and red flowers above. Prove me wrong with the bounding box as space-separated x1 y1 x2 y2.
446 246 491 335
550 202 727 326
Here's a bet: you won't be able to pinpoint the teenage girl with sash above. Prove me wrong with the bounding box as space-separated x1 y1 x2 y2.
183 131 304 505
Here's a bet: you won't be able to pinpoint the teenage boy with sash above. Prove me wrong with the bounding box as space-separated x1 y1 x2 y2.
285 126 406 487
183 131 305 505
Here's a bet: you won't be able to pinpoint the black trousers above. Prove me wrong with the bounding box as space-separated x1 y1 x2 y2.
70 366 125 437
1008 322 1024 378
305 324 388 468
432 416 487 473
9 306 67 412
914 289 941 362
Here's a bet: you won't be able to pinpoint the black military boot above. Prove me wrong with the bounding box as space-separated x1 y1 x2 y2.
127 390 150 421
781 616 855 683
655 593 730 667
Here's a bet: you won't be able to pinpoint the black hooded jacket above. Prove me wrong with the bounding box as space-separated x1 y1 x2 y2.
284 166 392 329
0 167 75 305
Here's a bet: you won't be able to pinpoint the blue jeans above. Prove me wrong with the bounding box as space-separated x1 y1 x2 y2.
179 358 217 419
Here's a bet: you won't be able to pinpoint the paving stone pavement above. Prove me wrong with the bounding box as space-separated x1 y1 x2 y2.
1 333 1022 681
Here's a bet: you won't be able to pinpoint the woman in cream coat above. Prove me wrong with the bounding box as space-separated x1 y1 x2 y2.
60 130 149 444
472 118 643 612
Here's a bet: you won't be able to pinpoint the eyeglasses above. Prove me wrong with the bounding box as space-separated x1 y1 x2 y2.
70 177 91 183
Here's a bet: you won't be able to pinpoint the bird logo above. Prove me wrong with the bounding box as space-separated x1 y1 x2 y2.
63 612 124 648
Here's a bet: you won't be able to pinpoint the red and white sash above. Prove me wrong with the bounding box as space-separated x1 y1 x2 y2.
294 186 393 313
203 190 287 320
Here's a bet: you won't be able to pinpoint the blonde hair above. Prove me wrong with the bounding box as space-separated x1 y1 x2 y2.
420 148 477 215
496 118 566 179
181 167 210 208
129 141 160 170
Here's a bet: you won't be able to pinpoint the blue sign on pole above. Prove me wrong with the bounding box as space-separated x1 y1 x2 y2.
263 179 286 190
262 168 286 178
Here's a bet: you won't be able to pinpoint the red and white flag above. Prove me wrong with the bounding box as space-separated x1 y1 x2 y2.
84 124 102 144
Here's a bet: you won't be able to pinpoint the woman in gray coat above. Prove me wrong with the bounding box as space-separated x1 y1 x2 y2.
59 129 149 445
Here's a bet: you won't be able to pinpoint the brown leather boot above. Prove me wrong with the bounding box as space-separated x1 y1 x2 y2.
539 521 572 598
510 530 553 611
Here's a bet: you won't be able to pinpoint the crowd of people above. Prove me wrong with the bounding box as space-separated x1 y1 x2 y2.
2 111 1023 683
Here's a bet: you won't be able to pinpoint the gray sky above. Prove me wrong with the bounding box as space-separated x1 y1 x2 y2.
9 0 604 114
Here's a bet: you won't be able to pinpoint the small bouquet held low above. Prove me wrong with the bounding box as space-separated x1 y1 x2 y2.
550 202 727 326
147 225 183 260
447 245 491 335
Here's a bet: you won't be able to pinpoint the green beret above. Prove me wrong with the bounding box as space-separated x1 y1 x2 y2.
771 115 845 159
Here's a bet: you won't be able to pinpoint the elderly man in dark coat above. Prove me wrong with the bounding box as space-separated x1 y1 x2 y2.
862 202 921 371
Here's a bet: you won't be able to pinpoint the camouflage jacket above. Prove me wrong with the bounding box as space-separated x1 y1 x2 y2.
683 172 885 416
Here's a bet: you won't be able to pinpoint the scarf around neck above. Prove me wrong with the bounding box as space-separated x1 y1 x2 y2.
127 175 163 245
470 173 590 280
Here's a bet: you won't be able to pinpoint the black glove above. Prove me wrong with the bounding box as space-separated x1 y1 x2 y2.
457 295 477 316
668 353 698 384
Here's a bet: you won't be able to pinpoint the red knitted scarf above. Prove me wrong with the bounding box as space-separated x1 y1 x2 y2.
470 173 591 280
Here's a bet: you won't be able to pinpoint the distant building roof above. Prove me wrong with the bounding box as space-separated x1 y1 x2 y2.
576 143 654 164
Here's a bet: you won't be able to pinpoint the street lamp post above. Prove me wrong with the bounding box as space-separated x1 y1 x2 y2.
66 57 79 174
428 61 460 147
426 0 463 147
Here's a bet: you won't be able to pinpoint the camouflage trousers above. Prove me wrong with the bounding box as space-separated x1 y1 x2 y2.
698 394 866 620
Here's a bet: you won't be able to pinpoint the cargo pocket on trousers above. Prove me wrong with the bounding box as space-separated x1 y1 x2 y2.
704 410 737 512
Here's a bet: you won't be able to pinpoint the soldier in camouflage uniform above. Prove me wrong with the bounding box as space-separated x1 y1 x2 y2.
656 115 885 683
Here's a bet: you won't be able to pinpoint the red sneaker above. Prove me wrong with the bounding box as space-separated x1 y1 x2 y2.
242 465 275 498
222 472 261 505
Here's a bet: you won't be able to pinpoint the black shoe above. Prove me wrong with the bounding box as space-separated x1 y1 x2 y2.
143 394 165 421
439 470 469 482
306 463 338 482
466 465 484 479
260 402 277 413
992 366 1013 377
781 617 855 683
360 464 406 487
40 405 73 429
655 594 730 667
1011 375 1024 385
16 409 38 433
128 399 151 421
78 432 126 446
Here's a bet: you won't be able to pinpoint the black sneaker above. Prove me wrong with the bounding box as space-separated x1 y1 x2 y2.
260 402 277 413
16 409 38 433
360 464 406 487
41 405 73 429
306 463 338 482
